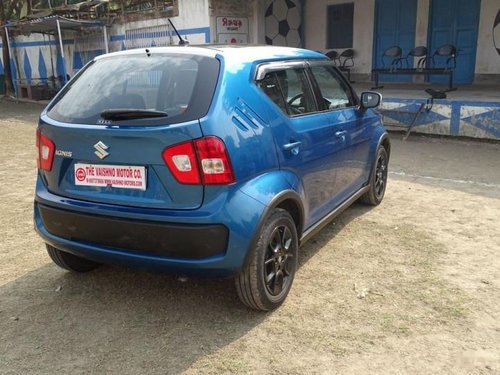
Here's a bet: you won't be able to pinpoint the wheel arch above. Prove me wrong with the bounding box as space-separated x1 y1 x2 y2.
240 189 305 271
368 131 391 181
379 133 391 159
272 191 305 237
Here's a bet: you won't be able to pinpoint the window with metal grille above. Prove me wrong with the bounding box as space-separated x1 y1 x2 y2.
125 24 175 49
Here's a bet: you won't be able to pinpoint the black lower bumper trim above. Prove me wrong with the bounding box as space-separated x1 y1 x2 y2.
37 203 228 259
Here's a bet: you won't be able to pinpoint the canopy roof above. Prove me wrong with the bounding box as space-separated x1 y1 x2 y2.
6 15 103 35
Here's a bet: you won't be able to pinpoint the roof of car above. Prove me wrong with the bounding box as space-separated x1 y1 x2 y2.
94 45 328 64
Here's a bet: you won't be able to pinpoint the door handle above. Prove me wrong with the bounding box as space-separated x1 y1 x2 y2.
283 141 302 155
335 130 347 138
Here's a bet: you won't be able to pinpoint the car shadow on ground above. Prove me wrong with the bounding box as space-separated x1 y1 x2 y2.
0 203 373 373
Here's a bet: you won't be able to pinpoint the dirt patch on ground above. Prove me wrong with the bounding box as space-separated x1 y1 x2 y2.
0 99 499 374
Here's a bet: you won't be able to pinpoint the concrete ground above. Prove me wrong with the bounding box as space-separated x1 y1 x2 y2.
0 99 499 374
388 132 500 198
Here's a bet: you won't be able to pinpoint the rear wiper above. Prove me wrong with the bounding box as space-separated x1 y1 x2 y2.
100 109 168 120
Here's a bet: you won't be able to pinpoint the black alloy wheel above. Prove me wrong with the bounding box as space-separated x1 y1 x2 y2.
235 208 298 311
359 145 389 206
374 149 388 200
264 224 294 296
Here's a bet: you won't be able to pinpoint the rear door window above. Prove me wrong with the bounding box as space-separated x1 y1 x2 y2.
258 68 317 116
47 54 219 125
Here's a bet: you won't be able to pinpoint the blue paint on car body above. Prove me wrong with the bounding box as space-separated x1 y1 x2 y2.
34 45 389 308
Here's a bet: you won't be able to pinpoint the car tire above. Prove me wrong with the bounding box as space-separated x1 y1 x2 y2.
46 244 100 273
235 209 298 311
359 145 389 206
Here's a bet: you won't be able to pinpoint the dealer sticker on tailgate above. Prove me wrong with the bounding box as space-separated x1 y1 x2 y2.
74 163 146 191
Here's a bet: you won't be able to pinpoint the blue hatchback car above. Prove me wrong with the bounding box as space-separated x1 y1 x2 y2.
35 45 390 310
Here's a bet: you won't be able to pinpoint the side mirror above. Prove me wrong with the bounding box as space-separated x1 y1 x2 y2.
360 92 382 109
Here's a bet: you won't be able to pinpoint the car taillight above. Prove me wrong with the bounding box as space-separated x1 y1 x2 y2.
194 137 235 185
162 136 235 185
162 140 201 184
36 129 55 171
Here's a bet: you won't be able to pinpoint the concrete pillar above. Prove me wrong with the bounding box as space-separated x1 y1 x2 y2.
415 0 430 52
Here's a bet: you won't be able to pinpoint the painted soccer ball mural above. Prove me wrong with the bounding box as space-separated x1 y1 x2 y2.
494 9 500 56
264 0 302 48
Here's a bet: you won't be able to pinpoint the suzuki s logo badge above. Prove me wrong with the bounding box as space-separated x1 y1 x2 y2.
94 141 109 159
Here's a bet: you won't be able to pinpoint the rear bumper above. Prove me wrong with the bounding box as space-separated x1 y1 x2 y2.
34 178 266 277
37 204 228 259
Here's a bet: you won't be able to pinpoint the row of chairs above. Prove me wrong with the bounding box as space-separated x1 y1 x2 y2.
323 44 456 90
372 44 457 90
378 44 457 71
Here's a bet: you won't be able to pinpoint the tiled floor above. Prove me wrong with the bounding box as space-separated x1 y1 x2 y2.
352 82 500 102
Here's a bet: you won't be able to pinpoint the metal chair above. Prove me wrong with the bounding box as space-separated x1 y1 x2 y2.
431 44 457 70
339 49 355 68
338 49 355 82
325 50 341 66
381 45 403 71
403 46 428 69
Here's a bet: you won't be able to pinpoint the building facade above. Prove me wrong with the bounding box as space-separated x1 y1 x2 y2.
2 0 499 85
301 0 500 84
1 0 499 139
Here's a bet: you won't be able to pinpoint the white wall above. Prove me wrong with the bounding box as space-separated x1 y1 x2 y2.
304 0 375 75
475 0 500 75
254 1 267 44
414 0 429 48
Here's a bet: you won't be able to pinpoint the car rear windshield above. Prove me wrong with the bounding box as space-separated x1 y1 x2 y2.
47 53 220 125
